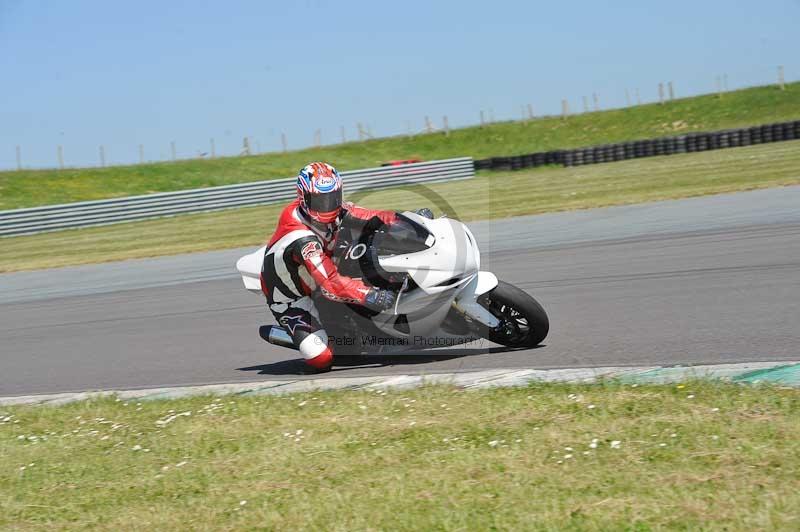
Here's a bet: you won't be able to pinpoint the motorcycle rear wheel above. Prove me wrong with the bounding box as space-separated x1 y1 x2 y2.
479 281 549 348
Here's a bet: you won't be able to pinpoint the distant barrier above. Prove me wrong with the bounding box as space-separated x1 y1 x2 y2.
474 119 800 171
0 157 474 237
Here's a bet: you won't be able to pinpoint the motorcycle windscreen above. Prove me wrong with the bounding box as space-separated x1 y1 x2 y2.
372 214 435 255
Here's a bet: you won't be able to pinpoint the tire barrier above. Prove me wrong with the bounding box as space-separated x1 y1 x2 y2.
0 157 474 237
473 119 800 171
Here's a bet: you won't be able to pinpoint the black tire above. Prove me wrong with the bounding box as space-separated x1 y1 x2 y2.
479 281 549 348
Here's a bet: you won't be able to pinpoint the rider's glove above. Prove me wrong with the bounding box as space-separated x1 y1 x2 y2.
364 287 397 312
415 208 434 219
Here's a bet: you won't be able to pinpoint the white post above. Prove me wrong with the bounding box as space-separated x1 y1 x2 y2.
582 96 589 113
778 66 785 90
210 138 216 158
424 116 433 133
527 104 534 120
443 115 450 136
57 145 64 169
16 145 21 170
561 99 569 118
281 133 287 152
668 81 675 101
99 145 105 167
625 89 631 107
242 137 251 156
593 92 599 111
139 144 144 164
658 82 665 104
170 141 176 161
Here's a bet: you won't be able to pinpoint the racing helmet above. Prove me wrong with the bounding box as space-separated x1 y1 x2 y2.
296 162 343 223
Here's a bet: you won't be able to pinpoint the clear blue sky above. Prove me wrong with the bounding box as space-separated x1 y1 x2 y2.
1 0 798 170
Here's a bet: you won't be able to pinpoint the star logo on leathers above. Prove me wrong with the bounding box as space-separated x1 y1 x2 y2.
280 314 310 336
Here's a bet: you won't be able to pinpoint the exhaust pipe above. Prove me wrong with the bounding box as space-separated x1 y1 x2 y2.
258 325 298 350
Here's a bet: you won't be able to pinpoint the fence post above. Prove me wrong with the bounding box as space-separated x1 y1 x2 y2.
281 133 287 152
170 141 176 161
778 66 785 90
57 145 64 169
561 99 569 118
99 145 106 167
16 145 21 170
210 138 216 158
668 81 675 101
139 144 144 164
443 115 450 136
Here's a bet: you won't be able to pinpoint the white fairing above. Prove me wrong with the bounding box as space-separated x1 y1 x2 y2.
369 212 500 338
236 246 266 293
380 212 479 297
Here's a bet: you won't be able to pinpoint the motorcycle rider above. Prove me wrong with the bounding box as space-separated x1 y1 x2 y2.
260 162 399 372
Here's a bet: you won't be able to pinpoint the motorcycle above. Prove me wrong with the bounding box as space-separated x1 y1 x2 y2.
236 210 548 357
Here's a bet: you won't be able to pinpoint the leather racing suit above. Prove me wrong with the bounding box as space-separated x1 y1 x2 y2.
260 198 397 369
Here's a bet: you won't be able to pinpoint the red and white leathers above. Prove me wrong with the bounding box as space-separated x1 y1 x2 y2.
260 198 396 370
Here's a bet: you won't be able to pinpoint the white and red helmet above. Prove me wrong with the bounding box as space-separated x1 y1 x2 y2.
296 162 343 223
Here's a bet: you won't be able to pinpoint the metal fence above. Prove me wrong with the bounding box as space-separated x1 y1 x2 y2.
0 158 474 237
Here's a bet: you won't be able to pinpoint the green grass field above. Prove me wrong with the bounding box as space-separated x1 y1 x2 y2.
2 140 799 273
1 82 799 210
2 381 799 530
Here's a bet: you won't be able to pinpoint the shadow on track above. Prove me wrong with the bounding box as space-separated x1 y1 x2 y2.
237 346 529 377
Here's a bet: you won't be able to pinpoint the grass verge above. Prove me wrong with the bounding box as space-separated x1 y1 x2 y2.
2 140 799 273
1 82 799 210
2 382 799 530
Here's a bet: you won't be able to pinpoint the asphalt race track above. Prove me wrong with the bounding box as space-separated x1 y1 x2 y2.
2 187 799 396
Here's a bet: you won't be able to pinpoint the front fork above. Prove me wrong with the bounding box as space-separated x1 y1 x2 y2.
451 272 500 330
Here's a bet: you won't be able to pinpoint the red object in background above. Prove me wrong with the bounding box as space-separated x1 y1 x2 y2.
381 159 422 167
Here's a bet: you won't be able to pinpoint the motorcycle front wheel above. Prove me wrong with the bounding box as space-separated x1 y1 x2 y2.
479 281 549 348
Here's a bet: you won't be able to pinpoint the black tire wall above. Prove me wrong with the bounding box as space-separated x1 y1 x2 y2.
474 119 800 171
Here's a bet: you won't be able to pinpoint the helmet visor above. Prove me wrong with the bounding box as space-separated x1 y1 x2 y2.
304 188 342 214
